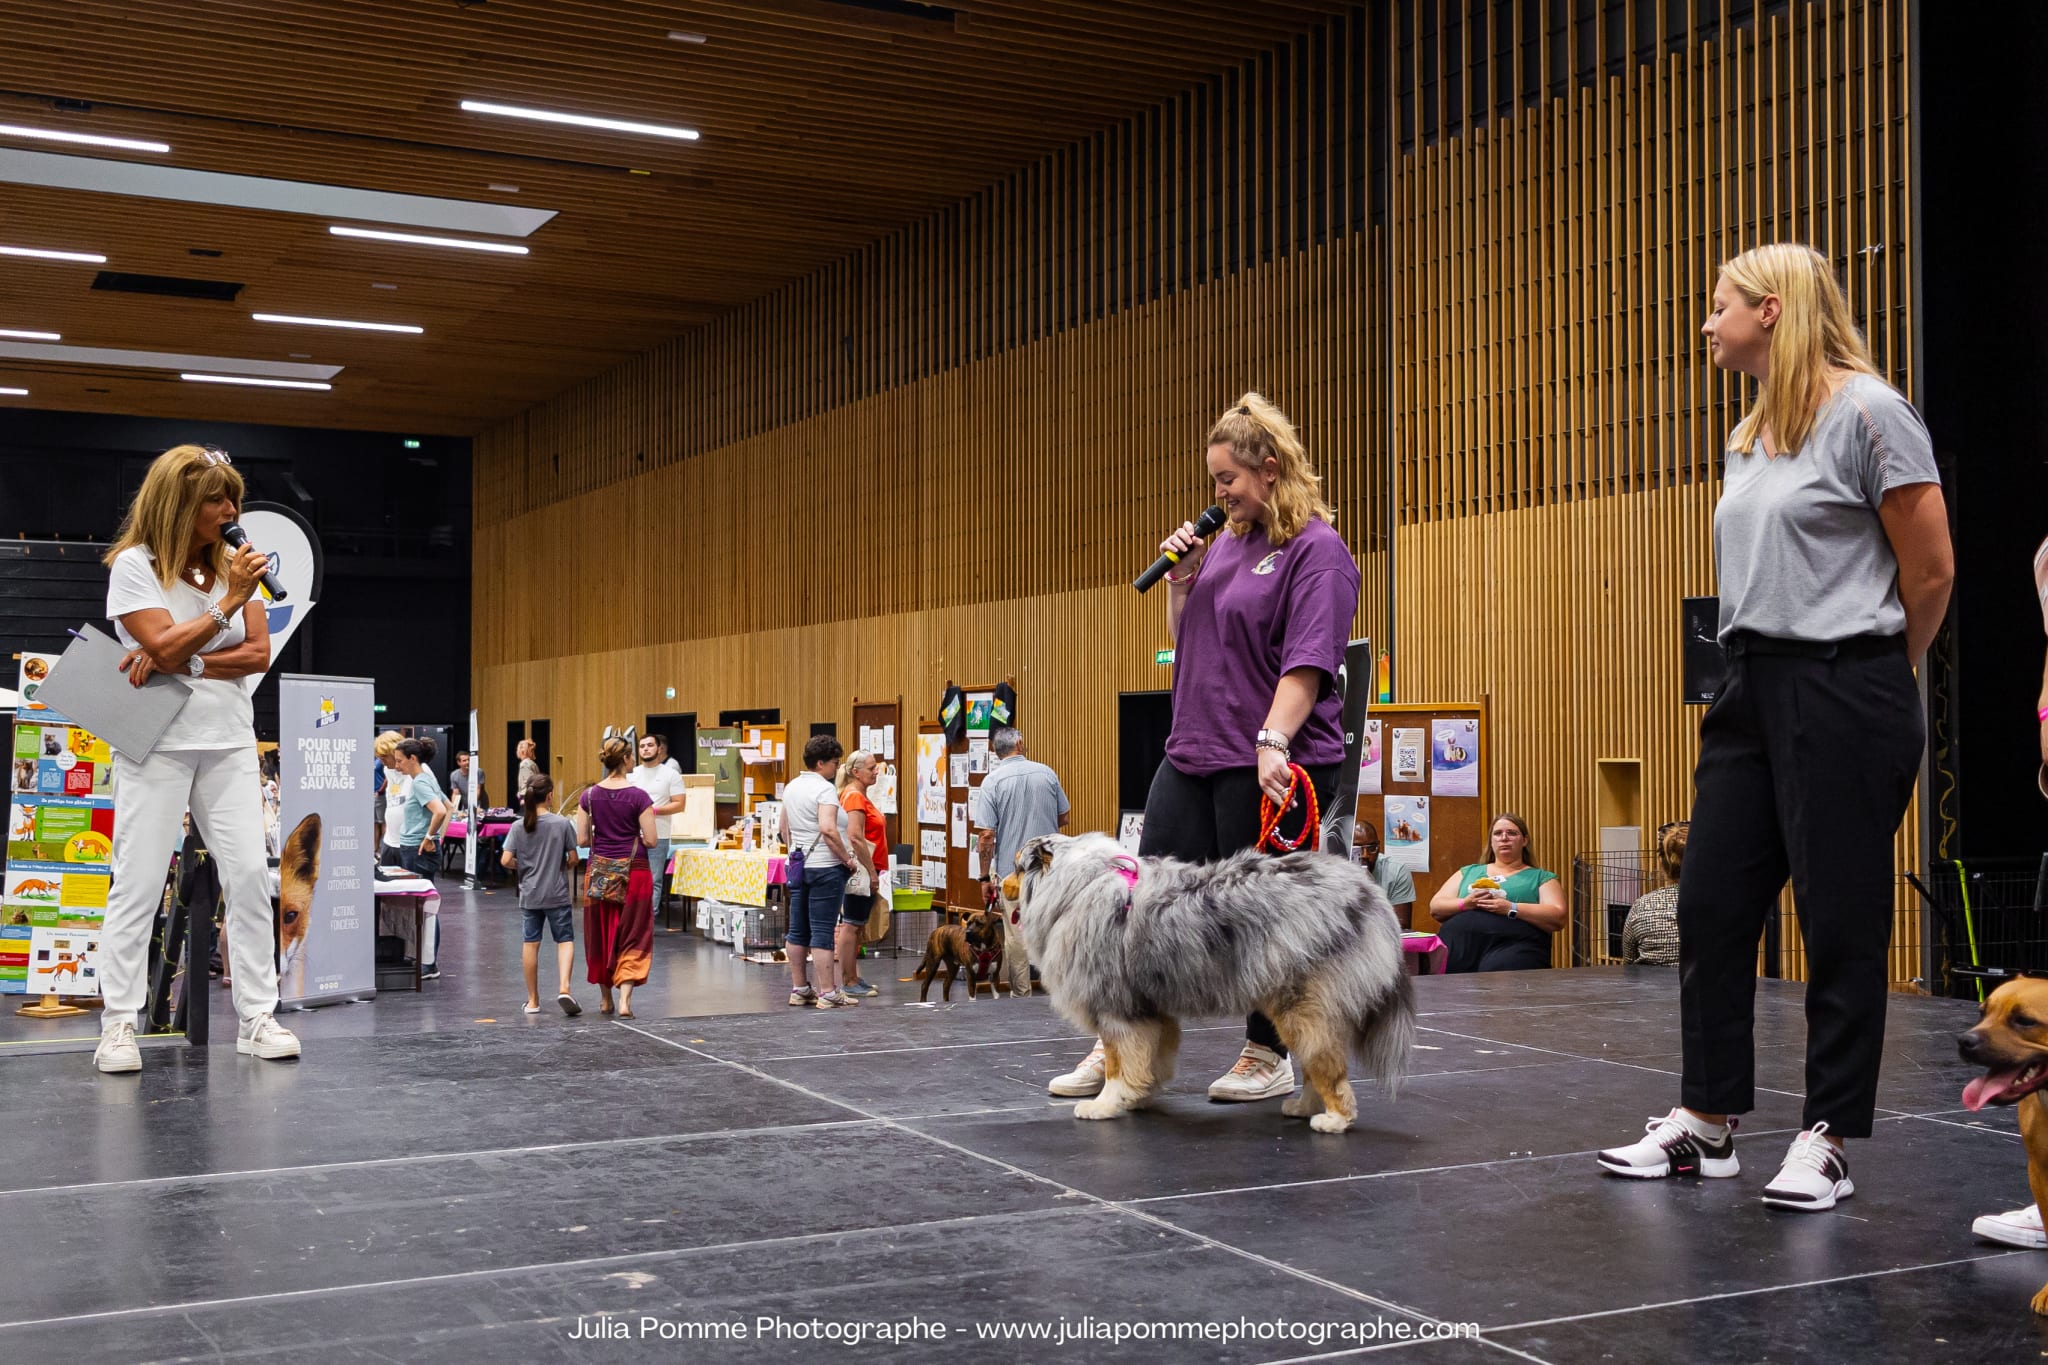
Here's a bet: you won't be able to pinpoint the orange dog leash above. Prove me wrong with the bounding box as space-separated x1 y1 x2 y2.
1257 762 1321 853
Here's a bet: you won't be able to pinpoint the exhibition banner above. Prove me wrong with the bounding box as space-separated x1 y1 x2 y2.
278 674 375 1007
464 708 479 880
4 657 113 997
236 503 324 694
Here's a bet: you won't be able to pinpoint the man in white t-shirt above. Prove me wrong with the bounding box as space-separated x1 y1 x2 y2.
629 734 687 921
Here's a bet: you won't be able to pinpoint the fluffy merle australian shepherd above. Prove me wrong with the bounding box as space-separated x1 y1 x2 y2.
1015 832 1414 1133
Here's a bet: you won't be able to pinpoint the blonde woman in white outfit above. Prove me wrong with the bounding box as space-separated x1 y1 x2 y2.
95 444 300 1073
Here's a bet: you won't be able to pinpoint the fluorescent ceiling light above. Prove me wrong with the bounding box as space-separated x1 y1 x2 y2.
0 243 106 263
182 373 332 390
0 387 27 396
0 340 338 380
0 122 169 154
460 99 699 142
0 149 556 235
0 329 60 341
329 225 529 255
252 312 423 335
668 31 708 43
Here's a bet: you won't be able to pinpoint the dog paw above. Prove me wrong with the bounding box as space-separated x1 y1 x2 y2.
1073 1098 1129 1121
1281 1092 1323 1119
2033 1285 2048 1318
1308 1112 1353 1135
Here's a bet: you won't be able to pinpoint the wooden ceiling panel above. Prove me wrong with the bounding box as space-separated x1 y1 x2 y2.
0 0 1350 432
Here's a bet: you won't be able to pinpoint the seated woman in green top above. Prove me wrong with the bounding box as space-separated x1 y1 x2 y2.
1426 813 1567 972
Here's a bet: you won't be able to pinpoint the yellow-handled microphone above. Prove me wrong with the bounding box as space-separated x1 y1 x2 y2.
1132 505 1228 594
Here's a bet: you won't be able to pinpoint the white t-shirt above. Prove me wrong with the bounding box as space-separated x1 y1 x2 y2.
104 546 255 753
382 768 412 847
628 762 685 840
782 770 848 862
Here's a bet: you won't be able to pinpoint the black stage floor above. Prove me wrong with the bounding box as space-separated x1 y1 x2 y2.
3 961 2044 1363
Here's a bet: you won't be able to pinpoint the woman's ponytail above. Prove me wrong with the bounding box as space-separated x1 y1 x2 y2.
523 775 554 832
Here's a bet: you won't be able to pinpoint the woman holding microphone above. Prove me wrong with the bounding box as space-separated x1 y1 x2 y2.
95 444 299 1073
1049 393 1360 1106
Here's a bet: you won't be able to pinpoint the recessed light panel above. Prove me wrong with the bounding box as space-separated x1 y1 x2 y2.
0 123 168 153
329 225 529 255
252 313 422 334
0 243 106 263
460 99 699 142
182 373 333 390
0 329 60 341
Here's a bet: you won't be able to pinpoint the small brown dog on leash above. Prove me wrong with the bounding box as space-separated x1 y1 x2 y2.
914 909 1003 1002
1958 975 2048 1315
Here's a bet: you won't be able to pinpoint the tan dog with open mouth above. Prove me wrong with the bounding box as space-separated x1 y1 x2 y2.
1958 975 2048 1316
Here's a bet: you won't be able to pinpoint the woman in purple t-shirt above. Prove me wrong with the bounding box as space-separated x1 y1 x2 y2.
572 735 656 1017
1047 392 1361 1108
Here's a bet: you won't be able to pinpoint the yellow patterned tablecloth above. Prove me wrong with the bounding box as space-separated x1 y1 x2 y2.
666 849 787 908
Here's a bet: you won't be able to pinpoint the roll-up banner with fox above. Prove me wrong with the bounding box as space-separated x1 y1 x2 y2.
277 675 376 1007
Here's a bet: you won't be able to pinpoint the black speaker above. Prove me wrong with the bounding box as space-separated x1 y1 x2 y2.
1682 596 1727 705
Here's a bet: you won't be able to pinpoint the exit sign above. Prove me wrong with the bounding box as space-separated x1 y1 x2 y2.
373 703 387 714
402 439 421 449
1154 649 1174 665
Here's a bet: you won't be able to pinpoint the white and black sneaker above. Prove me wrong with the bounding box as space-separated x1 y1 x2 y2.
1597 1108 1740 1179
1761 1123 1853 1211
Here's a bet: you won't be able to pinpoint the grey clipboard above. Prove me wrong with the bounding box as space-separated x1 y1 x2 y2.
32 624 192 759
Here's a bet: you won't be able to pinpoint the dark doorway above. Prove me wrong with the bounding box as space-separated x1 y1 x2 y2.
530 718 551 788
505 720 525 802
718 707 780 730
645 712 696 774
1118 691 1173 814
810 722 837 739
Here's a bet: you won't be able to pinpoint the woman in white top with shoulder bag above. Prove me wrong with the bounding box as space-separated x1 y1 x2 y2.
96 444 300 1074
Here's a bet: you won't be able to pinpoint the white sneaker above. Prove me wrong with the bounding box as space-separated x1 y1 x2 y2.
1048 1042 1106 1097
94 1021 141 1074
1597 1108 1739 1179
1761 1123 1853 1211
1973 1203 2047 1249
1207 1043 1295 1102
236 1012 302 1060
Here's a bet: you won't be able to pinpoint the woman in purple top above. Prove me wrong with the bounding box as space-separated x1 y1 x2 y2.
1046 392 1361 1108
572 735 656 1017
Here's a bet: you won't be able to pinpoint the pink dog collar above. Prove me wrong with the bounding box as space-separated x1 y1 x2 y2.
1110 856 1140 888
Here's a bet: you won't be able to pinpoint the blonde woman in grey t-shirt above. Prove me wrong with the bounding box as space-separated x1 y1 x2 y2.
1597 243 1954 1214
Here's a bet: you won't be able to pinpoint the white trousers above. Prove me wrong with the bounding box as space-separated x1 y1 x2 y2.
102 745 277 1031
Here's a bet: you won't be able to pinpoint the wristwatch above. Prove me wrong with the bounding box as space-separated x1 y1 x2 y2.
1255 727 1292 753
1505 904 1519 919
186 654 205 678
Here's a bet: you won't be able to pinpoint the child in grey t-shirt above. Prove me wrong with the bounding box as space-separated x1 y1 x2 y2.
502 779 581 1016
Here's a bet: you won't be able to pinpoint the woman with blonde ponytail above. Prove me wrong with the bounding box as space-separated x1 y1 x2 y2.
1047 392 1361 1108
1597 243 1953 1213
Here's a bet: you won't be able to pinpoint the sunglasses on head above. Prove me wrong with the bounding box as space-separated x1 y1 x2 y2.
199 445 232 467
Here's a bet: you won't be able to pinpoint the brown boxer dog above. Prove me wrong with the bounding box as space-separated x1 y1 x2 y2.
1958 975 2048 1315
913 909 1003 1003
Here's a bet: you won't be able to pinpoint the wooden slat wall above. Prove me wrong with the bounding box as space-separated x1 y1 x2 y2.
474 0 1922 983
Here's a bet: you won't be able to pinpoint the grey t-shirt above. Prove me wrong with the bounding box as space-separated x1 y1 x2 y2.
1714 374 1940 643
503 811 578 909
1368 856 1416 909
971 756 1070 879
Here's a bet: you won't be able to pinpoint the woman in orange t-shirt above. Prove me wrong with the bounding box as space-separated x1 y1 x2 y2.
835 749 888 996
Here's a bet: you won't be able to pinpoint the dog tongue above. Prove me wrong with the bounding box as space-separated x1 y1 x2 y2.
1964 1069 2025 1112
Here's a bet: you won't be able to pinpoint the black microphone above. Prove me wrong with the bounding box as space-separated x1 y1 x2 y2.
1133 505 1228 593
220 522 289 602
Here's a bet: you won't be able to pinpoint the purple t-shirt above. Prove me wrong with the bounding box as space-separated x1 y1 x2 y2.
582 782 653 859
1165 517 1360 776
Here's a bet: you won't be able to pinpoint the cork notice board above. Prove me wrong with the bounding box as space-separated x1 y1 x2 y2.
1353 701 1490 931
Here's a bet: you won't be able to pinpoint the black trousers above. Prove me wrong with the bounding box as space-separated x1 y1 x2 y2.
1139 757 1339 1057
1677 634 1923 1138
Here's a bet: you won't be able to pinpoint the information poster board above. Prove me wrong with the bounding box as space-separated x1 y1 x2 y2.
4 654 113 997
696 727 743 803
1354 700 1489 931
277 675 376 1007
